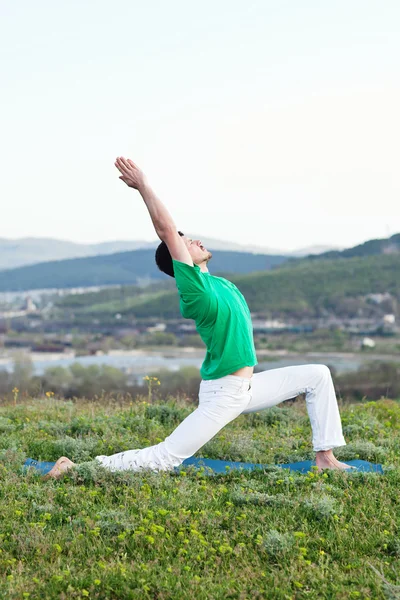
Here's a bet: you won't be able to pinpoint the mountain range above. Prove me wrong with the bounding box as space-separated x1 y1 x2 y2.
0 233 398 293
0 249 291 292
0 236 342 271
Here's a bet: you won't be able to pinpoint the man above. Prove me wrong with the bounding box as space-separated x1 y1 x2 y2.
46 156 351 479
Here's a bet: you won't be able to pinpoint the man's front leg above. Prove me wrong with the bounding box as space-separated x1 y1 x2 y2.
243 364 351 470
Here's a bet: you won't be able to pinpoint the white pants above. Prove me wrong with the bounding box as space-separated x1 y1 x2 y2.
94 364 346 472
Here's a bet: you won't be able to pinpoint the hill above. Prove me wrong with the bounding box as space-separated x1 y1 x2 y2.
56 253 400 320
0 249 290 292
0 234 394 292
305 233 400 261
0 237 155 271
0 235 342 271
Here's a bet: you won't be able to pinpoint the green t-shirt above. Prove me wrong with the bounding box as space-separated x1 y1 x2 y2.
172 259 258 380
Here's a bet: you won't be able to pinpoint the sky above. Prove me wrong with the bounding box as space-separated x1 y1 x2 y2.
1 0 399 252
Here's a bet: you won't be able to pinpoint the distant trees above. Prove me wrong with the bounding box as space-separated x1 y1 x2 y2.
0 356 399 403
334 361 400 402
0 356 130 399
11 352 34 391
142 332 178 346
144 367 201 400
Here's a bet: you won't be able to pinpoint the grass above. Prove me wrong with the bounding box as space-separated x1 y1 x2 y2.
0 393 399 599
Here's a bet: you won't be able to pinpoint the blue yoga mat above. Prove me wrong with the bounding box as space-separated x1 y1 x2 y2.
180 456 384 474
23 456 384 476
23 458 58 475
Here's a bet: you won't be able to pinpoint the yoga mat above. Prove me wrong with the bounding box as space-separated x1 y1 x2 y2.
180 456 384 474
23 458 57 475
22 456 384 476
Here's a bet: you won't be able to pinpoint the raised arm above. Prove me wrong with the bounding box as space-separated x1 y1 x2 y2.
115 156 193 266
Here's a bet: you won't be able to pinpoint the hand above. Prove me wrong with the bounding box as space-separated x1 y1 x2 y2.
115 157 147 190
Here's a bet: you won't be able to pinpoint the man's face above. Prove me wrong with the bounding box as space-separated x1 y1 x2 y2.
183 236 213 264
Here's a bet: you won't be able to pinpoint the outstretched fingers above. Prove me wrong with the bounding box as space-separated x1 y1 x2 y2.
114 160 125 175
119 156 133 170
115 157 131 175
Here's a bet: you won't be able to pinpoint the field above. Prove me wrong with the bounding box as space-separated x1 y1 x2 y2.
0 392 399 599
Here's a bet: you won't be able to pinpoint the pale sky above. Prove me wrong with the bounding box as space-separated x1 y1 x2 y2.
1 0 399 252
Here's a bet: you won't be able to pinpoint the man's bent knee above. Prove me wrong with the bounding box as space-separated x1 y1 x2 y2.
310 364 331 379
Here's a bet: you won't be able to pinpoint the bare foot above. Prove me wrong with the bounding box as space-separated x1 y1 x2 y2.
315 450 356 472
42 456 76 481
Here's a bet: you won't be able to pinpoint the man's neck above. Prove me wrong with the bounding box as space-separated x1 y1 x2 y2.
198 261 209 273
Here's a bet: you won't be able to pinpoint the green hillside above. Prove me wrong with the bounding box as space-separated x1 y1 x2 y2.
57 254 400 319
235 254 400 317
304 233 400 261
0 249 289 292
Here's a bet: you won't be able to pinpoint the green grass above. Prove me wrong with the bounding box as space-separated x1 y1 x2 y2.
0 394 399 599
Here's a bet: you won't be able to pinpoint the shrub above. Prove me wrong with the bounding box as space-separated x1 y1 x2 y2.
302 493 341 520
263 530 295 558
